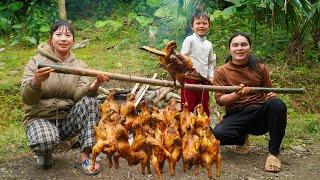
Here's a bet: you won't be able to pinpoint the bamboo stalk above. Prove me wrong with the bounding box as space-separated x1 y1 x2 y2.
37 62 305 94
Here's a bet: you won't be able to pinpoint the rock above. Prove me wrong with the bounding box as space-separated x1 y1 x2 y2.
10 70 20 76
0 48 5 52
72 39 90 49
0 167 6 171
247 177 257 180
144 91 157 100
291 145 308 152
96 153 105 161
165 92 180 101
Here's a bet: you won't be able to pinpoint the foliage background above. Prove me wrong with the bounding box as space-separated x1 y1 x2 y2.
0 0 319 162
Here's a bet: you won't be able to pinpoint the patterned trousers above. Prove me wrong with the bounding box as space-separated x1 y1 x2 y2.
25 96 99 156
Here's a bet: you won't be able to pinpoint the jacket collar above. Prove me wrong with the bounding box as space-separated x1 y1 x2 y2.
37 44 75 63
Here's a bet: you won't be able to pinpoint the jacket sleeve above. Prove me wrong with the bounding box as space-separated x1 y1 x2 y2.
73 61 98 101
20 58 43 105
212 67 225 106
260 64 272 88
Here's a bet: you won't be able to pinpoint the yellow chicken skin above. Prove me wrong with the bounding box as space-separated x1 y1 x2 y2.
160 41 197 87
199 128 222 178
163 125 182 176
120 93 136 132
182 130 200 175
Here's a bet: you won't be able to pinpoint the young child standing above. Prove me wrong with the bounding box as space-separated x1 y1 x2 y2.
180 11 215 116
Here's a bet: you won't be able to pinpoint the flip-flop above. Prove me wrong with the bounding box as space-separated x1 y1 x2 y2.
74 159 102 176
265 154 281 173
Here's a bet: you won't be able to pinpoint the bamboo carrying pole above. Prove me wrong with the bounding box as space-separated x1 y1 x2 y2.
37 62 305 94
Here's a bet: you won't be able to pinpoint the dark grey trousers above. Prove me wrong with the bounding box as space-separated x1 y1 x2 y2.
212 98 287 155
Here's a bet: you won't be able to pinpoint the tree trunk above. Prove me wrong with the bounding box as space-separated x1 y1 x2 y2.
58 0 67 21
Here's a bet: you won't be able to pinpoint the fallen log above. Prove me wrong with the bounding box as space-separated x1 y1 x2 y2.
37 62 305 94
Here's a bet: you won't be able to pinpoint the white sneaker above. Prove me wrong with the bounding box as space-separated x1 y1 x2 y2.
36 153 54 169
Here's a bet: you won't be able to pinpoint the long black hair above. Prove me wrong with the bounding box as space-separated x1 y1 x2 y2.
225 32 261 72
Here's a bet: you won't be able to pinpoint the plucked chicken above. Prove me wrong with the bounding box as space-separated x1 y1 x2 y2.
163 124 182 176
132 101 151 129
113 123 130 169
180 104 196 137
91 111 118 171
163 98 179 125
99 90 120 121
199 128 222 178
146 128 167 180
120 93 136 131
160 41 197 87
128 125 151 175
182 129 200 175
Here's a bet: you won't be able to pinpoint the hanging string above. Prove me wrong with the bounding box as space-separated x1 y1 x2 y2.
201 83 205 105
182 87 188 109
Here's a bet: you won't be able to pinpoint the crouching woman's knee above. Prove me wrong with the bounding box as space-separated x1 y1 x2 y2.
267 98 287 114
212 124 225 141
25 119 59 155
76 96 99 113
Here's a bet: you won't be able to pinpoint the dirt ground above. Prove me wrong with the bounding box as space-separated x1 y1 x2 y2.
1 144 319 180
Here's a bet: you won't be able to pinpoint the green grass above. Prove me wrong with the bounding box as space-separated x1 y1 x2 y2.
0 83 28 163
0 23 319 163
249 113 320 149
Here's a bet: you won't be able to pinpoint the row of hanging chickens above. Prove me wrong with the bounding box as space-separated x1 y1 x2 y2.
91 91 221 180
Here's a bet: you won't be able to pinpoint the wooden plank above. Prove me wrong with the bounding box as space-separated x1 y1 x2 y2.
135 73 158 107
130 83 140 94
135 84 147 102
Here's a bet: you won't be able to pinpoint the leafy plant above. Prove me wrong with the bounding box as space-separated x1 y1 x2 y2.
0 0 59 46
0 1 24 34
135 15 153 28
24 0 58 45
94 20 108 28
218 0 319 65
